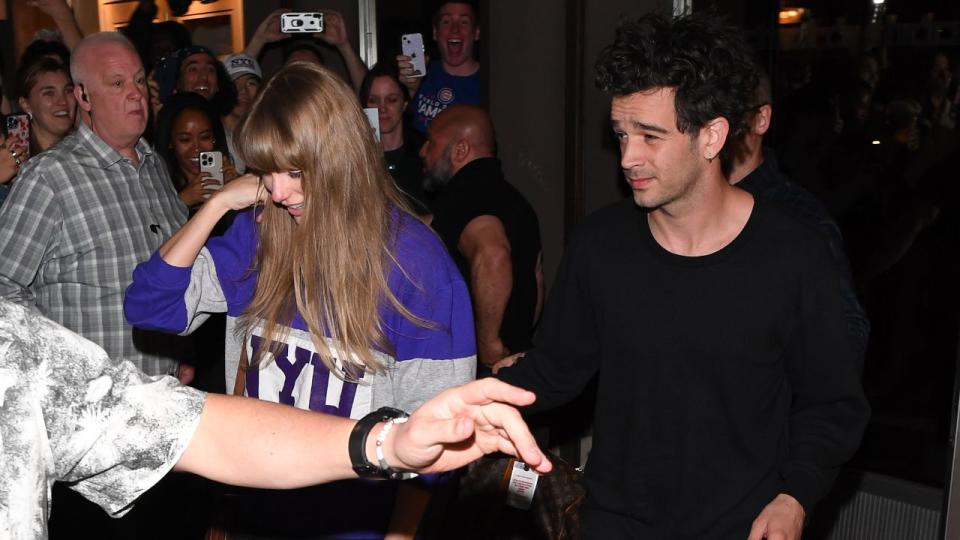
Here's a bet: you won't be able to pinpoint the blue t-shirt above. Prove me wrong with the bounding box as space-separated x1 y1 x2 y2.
411 61 481 133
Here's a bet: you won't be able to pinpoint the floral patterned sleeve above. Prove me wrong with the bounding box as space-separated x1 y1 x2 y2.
0 301 205 537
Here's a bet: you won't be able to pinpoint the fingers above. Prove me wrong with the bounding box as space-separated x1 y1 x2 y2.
476 401 551 473
746 519 766 540
451 378 538 409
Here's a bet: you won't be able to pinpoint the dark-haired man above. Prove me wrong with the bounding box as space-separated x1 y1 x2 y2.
495 14 869 539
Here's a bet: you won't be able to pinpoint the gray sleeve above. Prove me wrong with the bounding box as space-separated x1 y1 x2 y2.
371 355 476 413
181 247 229 335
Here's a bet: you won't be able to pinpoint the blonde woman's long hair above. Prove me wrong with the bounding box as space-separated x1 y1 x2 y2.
235 62 422 380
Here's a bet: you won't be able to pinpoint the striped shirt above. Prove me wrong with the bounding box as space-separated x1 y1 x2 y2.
0 122 189 375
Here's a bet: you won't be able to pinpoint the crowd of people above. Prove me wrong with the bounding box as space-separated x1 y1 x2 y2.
0 0 956 538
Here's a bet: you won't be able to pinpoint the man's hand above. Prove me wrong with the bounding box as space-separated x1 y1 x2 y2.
386 378 552 475
315 10 350 48
395 53 426 97
491 352 524 375
747 493 805 540
479 338 509 369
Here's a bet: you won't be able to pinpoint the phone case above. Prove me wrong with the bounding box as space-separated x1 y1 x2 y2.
199 151 224 186
281 12 324 33
5 115 30 161
401 34 427 78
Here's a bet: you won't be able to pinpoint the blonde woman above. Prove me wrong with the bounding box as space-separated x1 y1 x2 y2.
124 62 476 539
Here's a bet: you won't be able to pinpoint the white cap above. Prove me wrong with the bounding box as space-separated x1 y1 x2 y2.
222 53 262 81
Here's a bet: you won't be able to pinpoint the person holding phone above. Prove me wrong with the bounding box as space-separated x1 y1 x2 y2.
245 8 369 92
397 1 482 133
359 64 429 215
155 92 238 211
0 125 25 207
125 62 476 539
14 56 78 157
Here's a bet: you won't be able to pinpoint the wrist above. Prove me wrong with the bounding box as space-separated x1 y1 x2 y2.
349 407 416 479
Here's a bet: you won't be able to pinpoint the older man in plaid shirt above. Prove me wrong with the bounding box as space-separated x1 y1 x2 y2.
0 32 188 377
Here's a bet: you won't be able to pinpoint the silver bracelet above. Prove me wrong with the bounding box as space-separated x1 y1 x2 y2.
375 416 418 480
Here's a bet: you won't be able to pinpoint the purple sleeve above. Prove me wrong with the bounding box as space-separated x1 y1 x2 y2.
124 251 193 332
124 210 259 331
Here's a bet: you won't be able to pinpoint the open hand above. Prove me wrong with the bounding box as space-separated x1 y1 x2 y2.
387 378 552 475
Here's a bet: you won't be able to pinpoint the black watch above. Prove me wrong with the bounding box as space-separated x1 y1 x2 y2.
349 406 409 478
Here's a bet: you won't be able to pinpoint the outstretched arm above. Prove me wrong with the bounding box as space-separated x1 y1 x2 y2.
175 378 551 487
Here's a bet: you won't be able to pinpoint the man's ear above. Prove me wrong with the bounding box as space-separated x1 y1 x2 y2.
451 139 470 167
701 117 729 162
74 85 92 113
753 104 773 136
474 25 480 42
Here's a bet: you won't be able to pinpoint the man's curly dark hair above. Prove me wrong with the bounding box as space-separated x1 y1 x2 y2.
595 13 759 172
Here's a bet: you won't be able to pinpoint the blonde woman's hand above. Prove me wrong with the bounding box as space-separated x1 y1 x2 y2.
210 173 267 212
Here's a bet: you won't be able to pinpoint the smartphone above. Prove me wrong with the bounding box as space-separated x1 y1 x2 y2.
281 12 324 33
5 114 30 161
401 33 427 78
363 107 381 143
199 151 224 189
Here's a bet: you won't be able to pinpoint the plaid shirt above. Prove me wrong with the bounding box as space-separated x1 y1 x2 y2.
0 122 189 375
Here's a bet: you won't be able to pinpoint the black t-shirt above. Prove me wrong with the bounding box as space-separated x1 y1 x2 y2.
430 157 542 352
384 129 429 215
499 199 869 538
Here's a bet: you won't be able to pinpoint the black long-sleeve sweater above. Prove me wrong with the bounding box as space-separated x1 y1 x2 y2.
498 199 870 539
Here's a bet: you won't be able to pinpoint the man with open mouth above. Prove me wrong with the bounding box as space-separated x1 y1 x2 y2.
398 1 482 133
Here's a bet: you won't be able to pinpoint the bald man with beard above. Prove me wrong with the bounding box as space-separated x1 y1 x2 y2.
420 105 543 371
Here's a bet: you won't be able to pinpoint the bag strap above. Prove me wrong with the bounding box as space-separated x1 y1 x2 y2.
232 339 248 396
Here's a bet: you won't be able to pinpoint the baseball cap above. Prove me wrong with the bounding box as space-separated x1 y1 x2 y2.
223 53 262 81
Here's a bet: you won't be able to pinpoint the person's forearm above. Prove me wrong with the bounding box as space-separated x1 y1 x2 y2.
470 247 512 366
244 36 266 61
338 42 369 93
51 9 84 50
176 394 358 487
158 198 230 266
